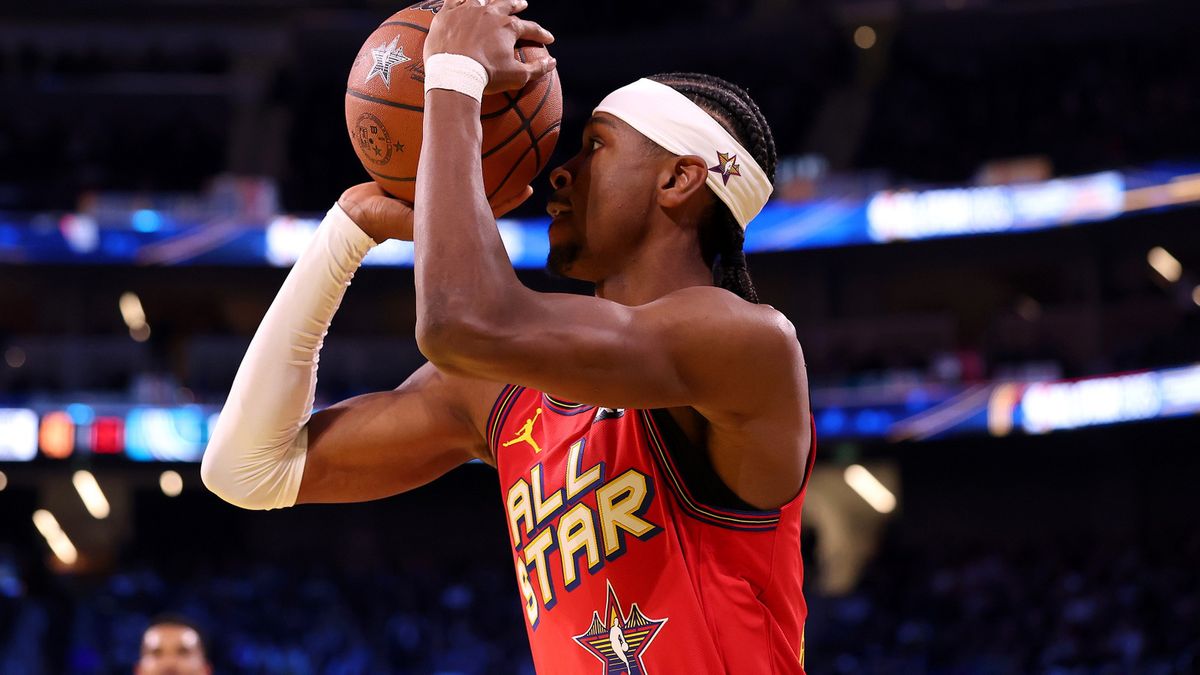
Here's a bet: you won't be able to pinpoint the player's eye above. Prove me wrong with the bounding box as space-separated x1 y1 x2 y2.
589 137 602 151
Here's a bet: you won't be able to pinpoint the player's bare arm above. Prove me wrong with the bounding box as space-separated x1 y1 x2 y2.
295 363 500 504
389 0 810 509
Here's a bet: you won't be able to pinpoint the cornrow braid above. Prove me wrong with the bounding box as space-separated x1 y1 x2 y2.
648 72 777 304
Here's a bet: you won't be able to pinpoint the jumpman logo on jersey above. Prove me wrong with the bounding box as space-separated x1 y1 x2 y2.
574 581 667 675
503 407 543 454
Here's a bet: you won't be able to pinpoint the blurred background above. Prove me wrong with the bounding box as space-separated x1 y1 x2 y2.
2 0 1199 672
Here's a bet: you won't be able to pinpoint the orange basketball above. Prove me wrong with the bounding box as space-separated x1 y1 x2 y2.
345 0 562 207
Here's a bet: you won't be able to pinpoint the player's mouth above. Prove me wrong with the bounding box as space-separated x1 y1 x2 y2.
547 201 573 229
546 200 572 220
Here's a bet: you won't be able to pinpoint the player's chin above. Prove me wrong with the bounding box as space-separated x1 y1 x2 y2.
546 242 582 279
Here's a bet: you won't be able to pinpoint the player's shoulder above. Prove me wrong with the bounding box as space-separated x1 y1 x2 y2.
656 285 801 351
658 287 807 419
406 363 509 446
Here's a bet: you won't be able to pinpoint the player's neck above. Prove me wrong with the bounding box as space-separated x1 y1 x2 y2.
594 244 712 306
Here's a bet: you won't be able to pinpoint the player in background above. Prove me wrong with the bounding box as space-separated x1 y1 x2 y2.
135 614 212 675
203 0 813 672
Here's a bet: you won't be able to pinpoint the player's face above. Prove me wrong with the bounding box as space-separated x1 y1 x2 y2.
545 113 663 281
135 625 211 675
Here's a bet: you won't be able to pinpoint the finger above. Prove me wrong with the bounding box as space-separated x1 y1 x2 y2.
511 17 554 44
501 0 529 14
491 185 534 218
521 55 556 83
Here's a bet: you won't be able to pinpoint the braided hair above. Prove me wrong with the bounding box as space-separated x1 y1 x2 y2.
647 72 777 304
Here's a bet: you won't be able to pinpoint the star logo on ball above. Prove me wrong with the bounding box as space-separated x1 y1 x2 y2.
363 36 411 89
708 151 742 185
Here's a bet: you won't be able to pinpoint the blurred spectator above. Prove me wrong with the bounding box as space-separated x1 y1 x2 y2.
135 614 212 675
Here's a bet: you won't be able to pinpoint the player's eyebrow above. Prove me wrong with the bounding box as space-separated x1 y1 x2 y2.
586 116 618 130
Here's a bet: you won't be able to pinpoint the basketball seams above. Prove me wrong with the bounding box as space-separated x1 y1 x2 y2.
345 88 425 113
486 119 561 201
511 47 546 173
379 20 430 34
483 71 558 199
480 87 539 160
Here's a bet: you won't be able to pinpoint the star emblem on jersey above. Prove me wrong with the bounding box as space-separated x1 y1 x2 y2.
708 151 742 185
364 36 411 89
573 581 667 674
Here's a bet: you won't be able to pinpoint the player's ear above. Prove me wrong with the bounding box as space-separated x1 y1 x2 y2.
656 155 709 210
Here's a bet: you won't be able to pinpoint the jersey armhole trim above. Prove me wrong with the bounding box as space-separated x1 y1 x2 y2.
798 412 818 495
542 392 596 416
639 409 782 531
486 384 525 462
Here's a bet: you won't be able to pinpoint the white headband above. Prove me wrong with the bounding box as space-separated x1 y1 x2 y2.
593 78 773 229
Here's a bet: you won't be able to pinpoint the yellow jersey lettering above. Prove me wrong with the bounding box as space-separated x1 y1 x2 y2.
558 502 602 590
530 464 565 525
504 439 663 627
566 438 603 500
596 469 659 558
516 557 539 628
506 478 533 546
524 527 558 609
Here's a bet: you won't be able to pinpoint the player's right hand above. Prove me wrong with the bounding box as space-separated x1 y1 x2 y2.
339 182 414 244
339 182 535 243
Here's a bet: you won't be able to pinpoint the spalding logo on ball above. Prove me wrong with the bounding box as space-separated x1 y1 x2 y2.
345 0 562 206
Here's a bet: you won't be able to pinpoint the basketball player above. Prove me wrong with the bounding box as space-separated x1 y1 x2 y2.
203 0 813 672
135 614 212 675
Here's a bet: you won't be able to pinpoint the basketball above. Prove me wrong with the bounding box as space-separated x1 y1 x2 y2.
345 0 562 206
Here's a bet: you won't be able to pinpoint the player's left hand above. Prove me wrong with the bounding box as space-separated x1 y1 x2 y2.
424 0 556 94
339 182 533 243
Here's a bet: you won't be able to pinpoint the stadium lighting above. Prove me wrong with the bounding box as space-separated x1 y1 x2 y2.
32 510 78 566
119 292 146 328
0 470 7 491
160 470 184 497
854 26 877 50
72 470 111 519
4 346 24 369
1148 247 1182 282
844 464 897 513
129 324 152 342
120 292 151 341
1016 296 1042 321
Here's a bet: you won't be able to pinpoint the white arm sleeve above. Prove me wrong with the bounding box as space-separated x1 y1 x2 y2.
200 204 377 510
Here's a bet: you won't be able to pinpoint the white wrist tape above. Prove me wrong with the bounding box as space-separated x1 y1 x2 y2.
423 53 489 103
201 203 376 510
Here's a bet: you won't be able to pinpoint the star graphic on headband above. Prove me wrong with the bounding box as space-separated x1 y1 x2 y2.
363 37 411 89
708 151 742 185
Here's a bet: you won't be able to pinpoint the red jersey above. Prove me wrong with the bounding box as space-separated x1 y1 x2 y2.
487 385 815 675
